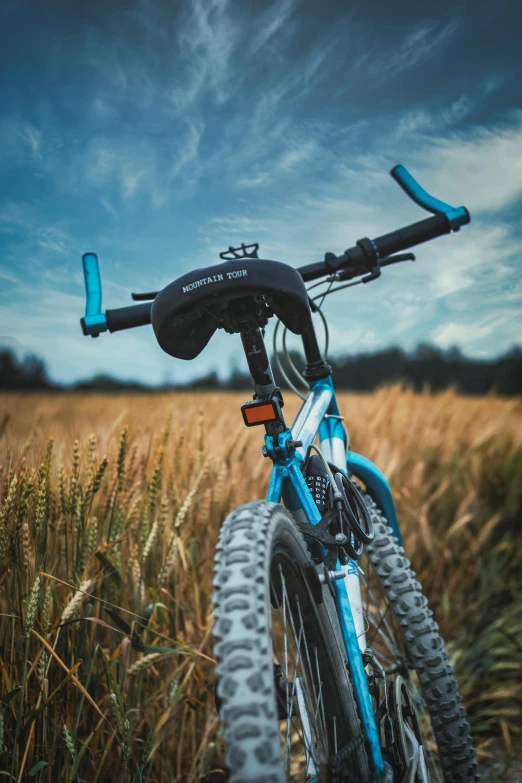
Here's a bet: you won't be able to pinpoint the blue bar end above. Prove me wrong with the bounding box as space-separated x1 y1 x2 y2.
81 252 107 337
391 165 470 231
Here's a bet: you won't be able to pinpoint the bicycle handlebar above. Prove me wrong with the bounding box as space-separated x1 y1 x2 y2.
79 165 470 337
80 253 152 337
298 165 470 283
105 303 152 332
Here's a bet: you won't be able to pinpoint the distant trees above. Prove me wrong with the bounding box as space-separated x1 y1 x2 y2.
1 345 521 395
327 345 522 395
0 350 52 390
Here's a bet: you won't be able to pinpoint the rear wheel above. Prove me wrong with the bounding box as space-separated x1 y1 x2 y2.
358 494 479 782
213 501 371 782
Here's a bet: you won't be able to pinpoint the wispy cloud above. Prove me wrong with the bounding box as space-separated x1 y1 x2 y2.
355 19 459 82
170 0 239 111
432 310 522 352
38 227 72 255
415 114 522 213
250 0 298 54
19 125 41 159
0 267 20 284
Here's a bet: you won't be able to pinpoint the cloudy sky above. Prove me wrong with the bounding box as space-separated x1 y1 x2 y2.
1 0 521 384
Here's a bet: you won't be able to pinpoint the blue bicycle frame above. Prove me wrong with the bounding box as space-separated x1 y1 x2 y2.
265 375 401 782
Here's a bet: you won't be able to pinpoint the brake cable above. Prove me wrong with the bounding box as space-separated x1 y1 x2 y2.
272 318 309 402
273 283 332 403
310 278 364 302
274 252 413 404
316 275 335 311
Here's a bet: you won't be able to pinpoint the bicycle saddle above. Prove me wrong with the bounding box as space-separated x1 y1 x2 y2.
151 258 311 360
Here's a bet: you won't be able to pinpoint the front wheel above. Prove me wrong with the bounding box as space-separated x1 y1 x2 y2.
213 501 372 782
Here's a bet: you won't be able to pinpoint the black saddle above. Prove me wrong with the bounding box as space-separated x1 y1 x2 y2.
151 258 311 360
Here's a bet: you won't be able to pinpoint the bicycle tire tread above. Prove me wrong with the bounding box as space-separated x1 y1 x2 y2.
213 500 371 783
214 501 282 783
362 493 479 782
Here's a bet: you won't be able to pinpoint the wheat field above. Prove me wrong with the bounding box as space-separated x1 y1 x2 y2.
0 388 521 782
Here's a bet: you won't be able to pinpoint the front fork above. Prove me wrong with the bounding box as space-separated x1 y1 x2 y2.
317 387 368 650
316 390 388 781
267 432 387 781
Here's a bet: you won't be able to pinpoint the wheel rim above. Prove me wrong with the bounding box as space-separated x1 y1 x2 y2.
269 550 352 782
358 554 444 783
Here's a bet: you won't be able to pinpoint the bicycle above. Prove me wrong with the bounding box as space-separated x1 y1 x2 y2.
79 165 479 783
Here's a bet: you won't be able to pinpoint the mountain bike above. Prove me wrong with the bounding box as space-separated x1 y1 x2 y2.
79 165 479 783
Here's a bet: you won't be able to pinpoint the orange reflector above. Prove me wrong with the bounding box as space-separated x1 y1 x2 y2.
243 403 277 424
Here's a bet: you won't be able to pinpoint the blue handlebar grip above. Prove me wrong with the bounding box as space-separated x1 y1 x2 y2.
80 252 107 337
391 165 470 231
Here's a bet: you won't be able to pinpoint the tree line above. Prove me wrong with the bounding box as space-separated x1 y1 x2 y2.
2 345 521 395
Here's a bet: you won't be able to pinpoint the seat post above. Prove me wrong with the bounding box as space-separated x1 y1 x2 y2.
239 326 287 436
240 327 277 398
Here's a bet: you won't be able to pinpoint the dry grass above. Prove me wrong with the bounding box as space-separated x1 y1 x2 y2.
0 387 521 781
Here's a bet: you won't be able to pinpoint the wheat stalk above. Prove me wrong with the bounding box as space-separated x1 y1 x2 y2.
61 579 93 623
62 723 75 760
21 520 30 571
116 426 129 489
25 574 41 633
143 520 158 561
159 535 179 586
69 439 81 511
127 651 164 676
174 462 208 532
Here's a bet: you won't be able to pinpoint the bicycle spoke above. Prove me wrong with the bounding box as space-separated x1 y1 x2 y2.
273 580 305 774
361 578 400 651
280 566 290 715
286 596 323 770
284 596 306 767
272 562 343 778
275 567 320 777
314 646 327 743
365 611 399 661
295 597 325 762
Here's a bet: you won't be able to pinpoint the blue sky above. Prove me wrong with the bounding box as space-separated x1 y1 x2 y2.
1 0 521 384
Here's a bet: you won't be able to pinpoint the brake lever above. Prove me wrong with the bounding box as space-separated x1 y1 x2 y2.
334 250 415 289
379 252 415 267
360 252 415 282
361 264 381 284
